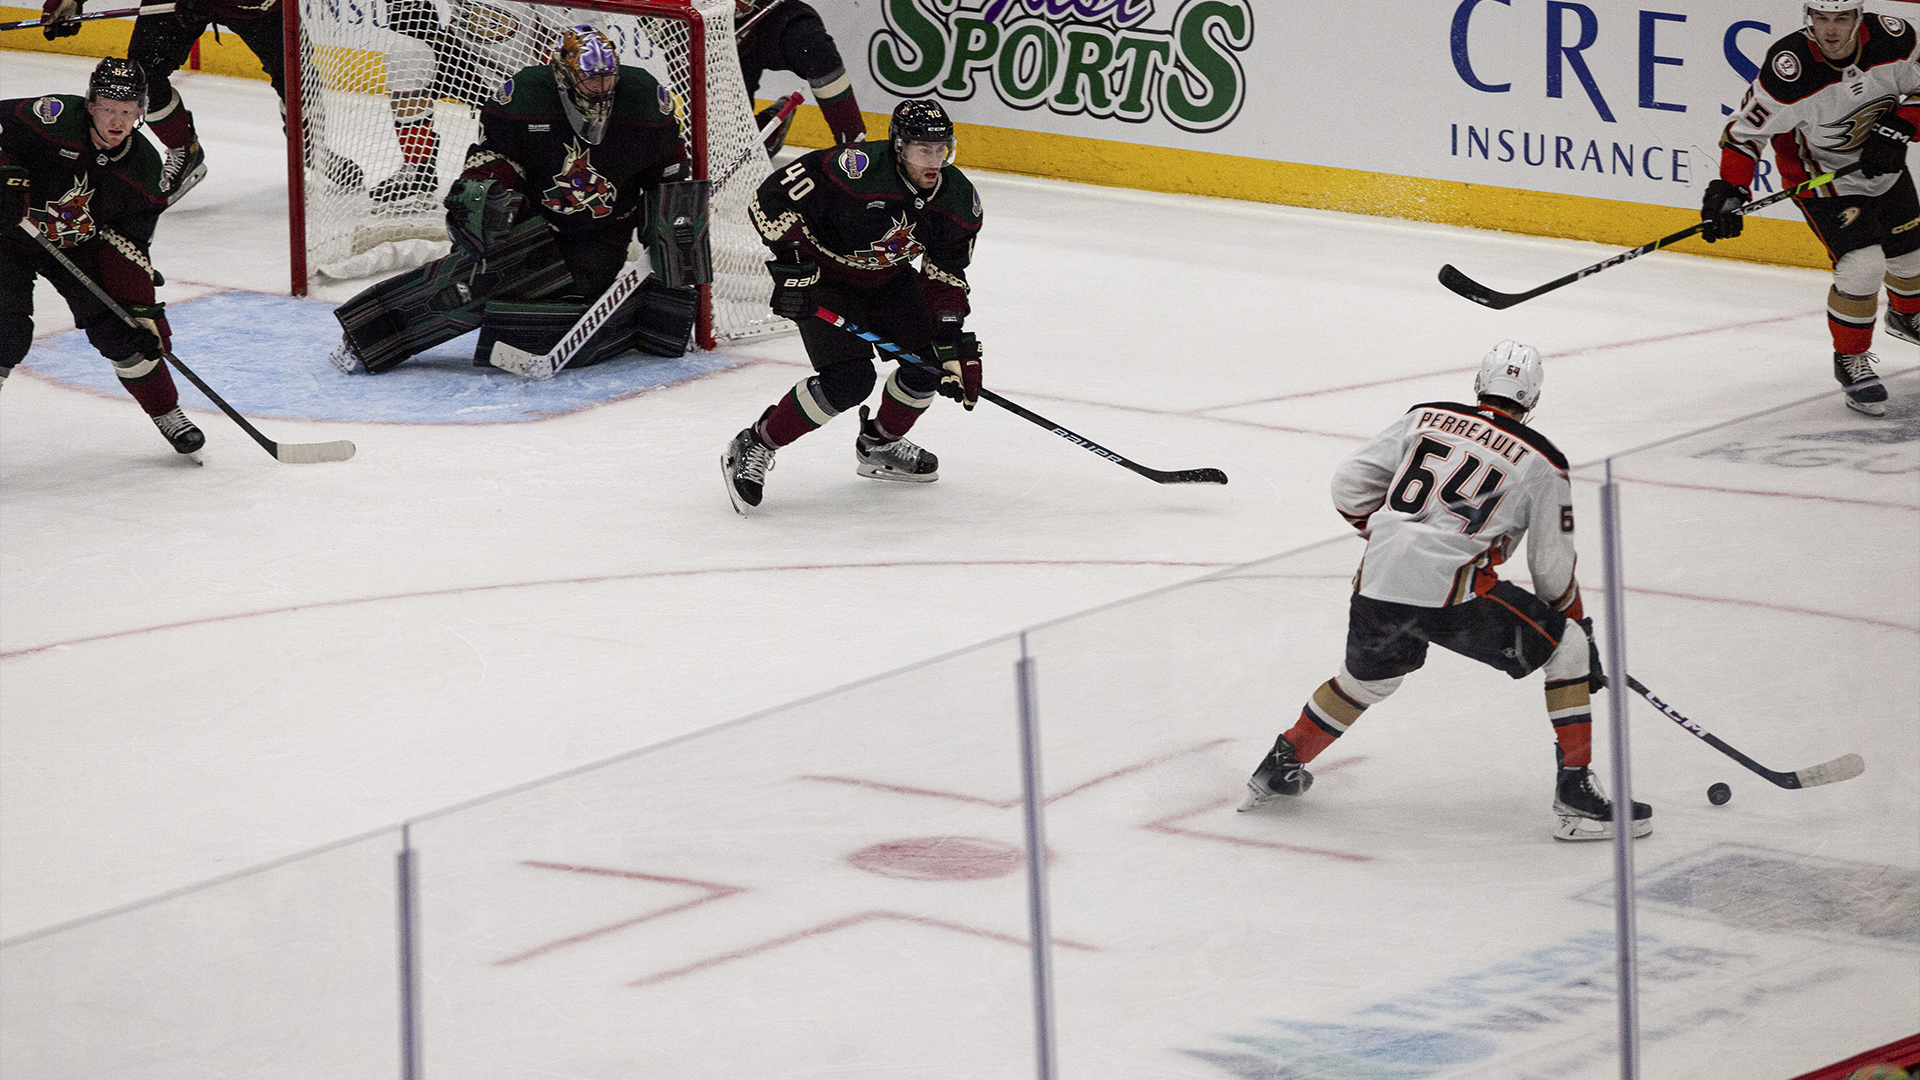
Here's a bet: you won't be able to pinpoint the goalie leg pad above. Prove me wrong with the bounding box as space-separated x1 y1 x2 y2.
335 218 572 374
645 179 713 288
474 300 589 366
628 279 697 359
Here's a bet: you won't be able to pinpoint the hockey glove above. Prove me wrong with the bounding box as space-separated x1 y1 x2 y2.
127 301 171 357
1576 616 1607 693
174 0 211 23
443 177 521 262
40 0 82 38
1 166 29 229
1861 114 1916 179
766 244 818 321
932 330 982 410
1698 179 1748 243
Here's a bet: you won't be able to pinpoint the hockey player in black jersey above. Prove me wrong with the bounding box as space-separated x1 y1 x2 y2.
1 58 206 456
721 99 984 514
1704 0 1920 416
735 0 866 153
330 25 711 375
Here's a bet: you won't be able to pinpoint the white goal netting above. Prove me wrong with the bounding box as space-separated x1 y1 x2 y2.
290 0 781 344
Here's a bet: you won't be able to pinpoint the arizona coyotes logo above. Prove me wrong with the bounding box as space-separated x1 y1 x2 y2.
34 175 97 248
848 214 923 269
543 139 615 218
1830 97 1901 151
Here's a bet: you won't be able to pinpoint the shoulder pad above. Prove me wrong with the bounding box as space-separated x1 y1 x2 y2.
1758 34 1831 105
934 167 981 221
1862 13 1916 63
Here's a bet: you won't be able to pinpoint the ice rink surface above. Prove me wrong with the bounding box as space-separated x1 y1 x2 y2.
2 55 1916 1078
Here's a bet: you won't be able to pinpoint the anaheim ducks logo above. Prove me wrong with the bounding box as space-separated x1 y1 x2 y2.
1828 96 1902 151
848 213 923 269
543 139 615 218
1841 207 1864 228
33 175 96 248
1773 49 1800 82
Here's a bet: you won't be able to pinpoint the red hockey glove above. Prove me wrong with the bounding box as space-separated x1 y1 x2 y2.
40 0 82 39
933 331 981 410
1699 179 1748 243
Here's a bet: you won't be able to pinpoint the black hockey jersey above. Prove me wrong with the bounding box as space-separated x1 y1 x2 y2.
460 64 690 238
1 94 169 307
750 141 982 319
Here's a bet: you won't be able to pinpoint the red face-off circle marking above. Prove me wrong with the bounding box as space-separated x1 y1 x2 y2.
845 837 1028 881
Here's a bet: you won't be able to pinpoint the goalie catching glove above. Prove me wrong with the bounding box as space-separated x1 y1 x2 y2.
766 243 818 320
1861 114 1915 179
444 178 523 262
1698 179 1748 243
932 322 982 410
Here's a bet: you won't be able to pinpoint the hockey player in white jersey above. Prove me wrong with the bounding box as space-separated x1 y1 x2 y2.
1704 0 1920 416
1241 342 1649 842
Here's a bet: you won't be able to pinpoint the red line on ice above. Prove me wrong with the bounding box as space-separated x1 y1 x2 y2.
494 862 747 966
0 558 1228 660
803 739 1234 808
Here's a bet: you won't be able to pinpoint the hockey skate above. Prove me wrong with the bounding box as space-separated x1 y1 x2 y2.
1552 765 1651 841
1239 734 1313 811
1833 351 1887 417
152 406 205 459
722 423 776 514
854 405 938 482
328 337 364 375
319 149 364 191
370 161 439 211
1885 308 1920 348
159 139 207 203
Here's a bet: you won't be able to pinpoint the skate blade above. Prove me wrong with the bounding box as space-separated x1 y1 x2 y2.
164 162 208 206
1553 814 1653 842
855 462 938 483
1238 781 1284 812
1845 397 1887 417
721 453 751 517
328 343 360 375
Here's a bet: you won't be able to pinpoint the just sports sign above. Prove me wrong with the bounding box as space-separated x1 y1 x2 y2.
865 0 1255 133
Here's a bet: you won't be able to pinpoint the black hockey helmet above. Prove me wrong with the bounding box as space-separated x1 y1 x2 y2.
890 99 954 146
88 56 149 115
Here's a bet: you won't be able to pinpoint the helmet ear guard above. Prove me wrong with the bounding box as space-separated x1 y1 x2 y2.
1474 339 1544 415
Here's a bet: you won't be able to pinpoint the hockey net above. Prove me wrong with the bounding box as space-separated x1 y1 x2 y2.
285 0 781 347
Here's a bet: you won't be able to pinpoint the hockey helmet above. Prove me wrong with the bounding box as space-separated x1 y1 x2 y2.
552 25 619 143
1474 339 1544 415
1804 0 1863 28
890 99 956 168
88 56 149 117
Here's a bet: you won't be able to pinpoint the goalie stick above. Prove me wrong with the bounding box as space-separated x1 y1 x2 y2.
0 2 173 30
1628 674 1864 790
489 97 804 381
18 221 356 464
813 308 1229 485
1438 163 1864 310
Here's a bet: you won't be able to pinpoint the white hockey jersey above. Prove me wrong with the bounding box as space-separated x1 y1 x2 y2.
1718 11 1920 197
1334 402 1580 611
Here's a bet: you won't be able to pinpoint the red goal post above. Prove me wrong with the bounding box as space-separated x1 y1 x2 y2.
282 0 782 348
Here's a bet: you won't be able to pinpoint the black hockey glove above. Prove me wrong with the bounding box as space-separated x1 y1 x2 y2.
1577 616 1607 693
1698 179 1748 243
127 301 171 358
1861 114 1916 179
932 325 982 410
443 177 520 262
1 166 29 229
40 0 82 39
174 0 211 24
766 244 818 321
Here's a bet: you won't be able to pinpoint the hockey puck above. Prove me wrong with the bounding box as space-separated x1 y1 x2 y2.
1707 782 1732 806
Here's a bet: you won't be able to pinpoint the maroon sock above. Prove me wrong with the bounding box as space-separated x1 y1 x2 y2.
118 361 180 416
872 395 924 440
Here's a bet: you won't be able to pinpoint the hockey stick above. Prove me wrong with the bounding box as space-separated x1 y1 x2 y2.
490 102 802 380
813 307 1229 485
1627 675 1864 789
18 221 356 464
733 0 789 40
1438 163 1864 310
1 2 173 30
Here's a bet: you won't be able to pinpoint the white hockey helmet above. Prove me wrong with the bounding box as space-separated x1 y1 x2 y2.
1474 340 1544 414
1805 0 1863 26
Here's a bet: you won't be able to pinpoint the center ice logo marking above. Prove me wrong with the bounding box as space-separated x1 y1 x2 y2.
543 139 616 218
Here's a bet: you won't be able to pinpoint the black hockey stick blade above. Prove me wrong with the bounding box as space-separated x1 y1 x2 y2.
16 221 355 464
1438 163 1863 310
812 308 1227 485
1626 675 1864 790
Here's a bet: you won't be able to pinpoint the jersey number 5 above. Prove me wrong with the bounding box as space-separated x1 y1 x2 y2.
1387 436 1507 535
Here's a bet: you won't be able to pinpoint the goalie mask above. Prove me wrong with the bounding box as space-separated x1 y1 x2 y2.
552 25 620 144
1474 339 1544 416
